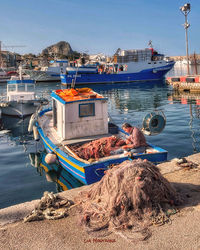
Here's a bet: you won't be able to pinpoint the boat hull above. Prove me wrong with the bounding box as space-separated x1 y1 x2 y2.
1 101 40 118
61 63 175 85
24 70 61 82
37 109 168 185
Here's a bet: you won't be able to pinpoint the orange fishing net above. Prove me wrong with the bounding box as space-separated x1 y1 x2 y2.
69 136 126 160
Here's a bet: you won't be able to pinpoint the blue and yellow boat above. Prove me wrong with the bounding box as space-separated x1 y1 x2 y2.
33 88 167 185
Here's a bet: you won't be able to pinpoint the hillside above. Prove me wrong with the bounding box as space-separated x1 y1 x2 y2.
41 41 73 57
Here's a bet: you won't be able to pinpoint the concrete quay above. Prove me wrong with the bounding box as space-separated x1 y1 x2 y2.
0 153 200 250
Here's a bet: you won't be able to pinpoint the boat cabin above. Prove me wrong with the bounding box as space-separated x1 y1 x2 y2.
51 88 108 140
47 59 69 74
7 79 35 102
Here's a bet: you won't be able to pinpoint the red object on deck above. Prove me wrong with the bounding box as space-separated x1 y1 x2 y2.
180 76 187 82
196 99 200 105
181 98 187 104
195 76 200 83
7 71 18 76
149 48 154 55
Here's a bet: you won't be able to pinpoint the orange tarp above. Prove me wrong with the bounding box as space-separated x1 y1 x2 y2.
55 88 103 102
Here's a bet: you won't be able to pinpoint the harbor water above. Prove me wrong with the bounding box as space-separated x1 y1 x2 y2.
0 64 200 209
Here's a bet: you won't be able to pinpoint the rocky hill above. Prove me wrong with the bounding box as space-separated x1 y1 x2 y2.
41 41 73 57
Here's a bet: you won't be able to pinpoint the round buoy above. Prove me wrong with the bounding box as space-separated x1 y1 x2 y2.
45 153 57 165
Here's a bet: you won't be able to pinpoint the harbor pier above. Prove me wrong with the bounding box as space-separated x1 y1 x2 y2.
0 153 200 249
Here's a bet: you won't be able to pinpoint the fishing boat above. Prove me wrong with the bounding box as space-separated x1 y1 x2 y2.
60 48 175 85
30 87 167 185
0 68 48 118
23 59 69 82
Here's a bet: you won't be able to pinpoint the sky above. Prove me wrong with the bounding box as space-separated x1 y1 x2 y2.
0 0 199 57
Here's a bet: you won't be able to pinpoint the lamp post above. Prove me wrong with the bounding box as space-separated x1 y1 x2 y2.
180 3 191 75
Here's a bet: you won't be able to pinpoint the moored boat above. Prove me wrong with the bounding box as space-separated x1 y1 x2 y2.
31 87 168 185
23 59 69 82
61 48 175 85
0 70 48 118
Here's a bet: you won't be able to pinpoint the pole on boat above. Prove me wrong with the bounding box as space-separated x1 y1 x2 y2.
180 3 191 75
18 64 23 80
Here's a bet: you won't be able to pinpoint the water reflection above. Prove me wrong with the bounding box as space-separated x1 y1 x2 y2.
0 116 36 151
0 116 30 136
92 80 169 113
29 152 84 192
168 91 200 153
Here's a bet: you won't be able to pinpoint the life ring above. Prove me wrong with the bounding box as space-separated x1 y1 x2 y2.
142 111 166 136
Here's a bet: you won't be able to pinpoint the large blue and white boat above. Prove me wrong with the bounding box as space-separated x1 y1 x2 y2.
60 48 175 85
32 87 168 185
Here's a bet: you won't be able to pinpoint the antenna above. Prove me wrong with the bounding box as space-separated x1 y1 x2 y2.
148 40 153 48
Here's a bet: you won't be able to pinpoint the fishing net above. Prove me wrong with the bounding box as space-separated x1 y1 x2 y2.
75 159 182 241
69 136 126 161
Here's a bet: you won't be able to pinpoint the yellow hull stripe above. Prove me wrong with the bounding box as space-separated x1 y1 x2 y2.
40 163 48 172
58 180 68 191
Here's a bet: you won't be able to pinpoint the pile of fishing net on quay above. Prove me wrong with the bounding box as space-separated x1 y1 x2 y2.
24 158 182 242
75 158 182 241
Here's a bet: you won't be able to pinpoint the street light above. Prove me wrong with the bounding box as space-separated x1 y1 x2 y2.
180 3 191 75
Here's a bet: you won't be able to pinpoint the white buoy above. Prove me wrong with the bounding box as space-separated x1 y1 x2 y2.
45 153 57 165
33 125 40 141
28 113 37 132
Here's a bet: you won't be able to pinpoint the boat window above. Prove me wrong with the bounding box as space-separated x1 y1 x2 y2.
8 85 16 92
79 103 95 117
26 84 35 92
17 84 25 92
